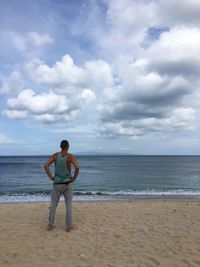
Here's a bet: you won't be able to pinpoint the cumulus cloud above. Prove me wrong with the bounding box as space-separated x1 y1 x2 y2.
99 122 142 139
2 0 200 141
3 53 115 123
158 0 200 25
98 47 195 126
0 71 24 95
96 5 200 138
25 54 113 90
78 89 96 103
2 109 27 119
107 0 157 32
25 55 83 87
99 108 195 138
146 26 200 76
6 89 70 113
34 111 80 123
91 0 200 61
3 89 77 122
107 0 200 32
3 84 97 123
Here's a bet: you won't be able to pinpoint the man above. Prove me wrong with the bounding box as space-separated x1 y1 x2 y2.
44 140 79 232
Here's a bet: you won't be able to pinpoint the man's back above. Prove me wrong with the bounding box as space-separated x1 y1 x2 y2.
54 152 72 184
44 140 79 231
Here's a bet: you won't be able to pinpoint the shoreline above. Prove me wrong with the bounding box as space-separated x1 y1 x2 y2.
0 197 200 208
1 194 200 205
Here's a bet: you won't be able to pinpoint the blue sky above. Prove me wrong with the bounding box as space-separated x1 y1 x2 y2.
1 0 200 155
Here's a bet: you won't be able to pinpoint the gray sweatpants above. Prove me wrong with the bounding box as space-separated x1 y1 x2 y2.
49 183 73 227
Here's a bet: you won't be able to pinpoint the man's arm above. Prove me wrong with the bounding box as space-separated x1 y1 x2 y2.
70 155 80 181
44 154 56 180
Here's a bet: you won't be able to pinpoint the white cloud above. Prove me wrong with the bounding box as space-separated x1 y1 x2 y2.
25 54 113 90
86 0 200 62
2 109 27 119
6 89 69 114
0 71 24 95
169 108 195 130
25 55 84 86
83 60 113 89
34 111 79 123
2 31 27 51
4 53 112 124
0 31 54 51
99 122 142 139
3 86 95 123
107 0 200 33
28 32 54 47
97 23 200 138
107 0 157 31
2 0 200 142
146 26 200 76
158 0 200 25
78 89 96 103
99 108 195 138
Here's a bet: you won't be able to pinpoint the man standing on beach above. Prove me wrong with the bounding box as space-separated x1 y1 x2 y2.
44 140 79 232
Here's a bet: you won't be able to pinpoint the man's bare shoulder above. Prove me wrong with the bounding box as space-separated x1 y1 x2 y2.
45 152 58 166
52 152 58 160
67 153 79 169
67 153 76 160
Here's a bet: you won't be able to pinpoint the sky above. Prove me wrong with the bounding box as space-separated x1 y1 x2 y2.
1 0 200 155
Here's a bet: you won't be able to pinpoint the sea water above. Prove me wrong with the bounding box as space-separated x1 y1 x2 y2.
0 155 200 202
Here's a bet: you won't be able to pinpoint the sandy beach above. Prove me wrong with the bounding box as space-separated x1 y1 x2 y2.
0 200 200 267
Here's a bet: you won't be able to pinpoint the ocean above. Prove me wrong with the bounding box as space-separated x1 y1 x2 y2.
0 155 200 202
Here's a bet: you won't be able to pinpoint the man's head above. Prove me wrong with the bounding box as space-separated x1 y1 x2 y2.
60 140 69 150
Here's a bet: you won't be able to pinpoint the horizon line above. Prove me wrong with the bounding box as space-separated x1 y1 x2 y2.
0 154 200 157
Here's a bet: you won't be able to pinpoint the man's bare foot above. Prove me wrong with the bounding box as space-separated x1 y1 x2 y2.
66 225 77 232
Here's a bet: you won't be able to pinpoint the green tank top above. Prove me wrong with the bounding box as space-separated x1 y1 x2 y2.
54 153 72 184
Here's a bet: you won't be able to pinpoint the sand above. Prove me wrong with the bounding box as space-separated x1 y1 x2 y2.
0 200 200 267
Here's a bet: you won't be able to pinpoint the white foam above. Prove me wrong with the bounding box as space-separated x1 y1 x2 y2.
1 189 200 203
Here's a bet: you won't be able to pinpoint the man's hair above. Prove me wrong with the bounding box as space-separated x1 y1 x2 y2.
60 140 69 150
